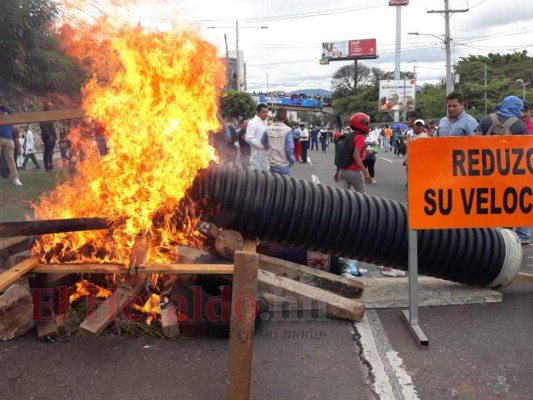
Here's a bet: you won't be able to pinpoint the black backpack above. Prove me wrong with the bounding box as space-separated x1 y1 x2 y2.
334 132 356 168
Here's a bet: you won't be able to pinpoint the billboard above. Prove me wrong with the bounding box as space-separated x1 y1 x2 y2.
321 39 377 62
389 0 409 5
379 80 416 112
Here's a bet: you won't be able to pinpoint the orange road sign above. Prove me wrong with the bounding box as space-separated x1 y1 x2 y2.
408 135 533 229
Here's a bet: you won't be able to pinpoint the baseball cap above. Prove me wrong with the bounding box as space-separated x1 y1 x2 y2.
523 101 531 110
414 119 425 126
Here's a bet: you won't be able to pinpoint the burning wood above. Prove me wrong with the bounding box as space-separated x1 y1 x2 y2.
78 276 145 339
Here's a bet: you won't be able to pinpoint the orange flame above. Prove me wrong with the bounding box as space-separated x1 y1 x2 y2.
133 293 161 325
69 279 113 304
32 3 226 264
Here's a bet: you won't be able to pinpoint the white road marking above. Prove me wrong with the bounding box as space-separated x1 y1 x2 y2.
307 156 312 165
355 311 420 400
311 174 320 184
386 350 420 400
378 157 394 163
356 314 396 399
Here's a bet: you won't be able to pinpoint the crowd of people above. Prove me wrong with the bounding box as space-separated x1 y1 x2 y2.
214 91 532 244
0 98 109 186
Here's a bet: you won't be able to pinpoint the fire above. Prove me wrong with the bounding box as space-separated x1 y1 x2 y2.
32 2 226 264
133 293 161 326
69 279 112 304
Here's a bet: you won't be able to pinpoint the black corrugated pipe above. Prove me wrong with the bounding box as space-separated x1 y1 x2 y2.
192 165 522 288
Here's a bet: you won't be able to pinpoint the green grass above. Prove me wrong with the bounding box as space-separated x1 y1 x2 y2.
0 170 61 222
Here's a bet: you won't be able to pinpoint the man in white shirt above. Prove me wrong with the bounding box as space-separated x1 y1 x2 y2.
299 123 309 163
245 103 269 171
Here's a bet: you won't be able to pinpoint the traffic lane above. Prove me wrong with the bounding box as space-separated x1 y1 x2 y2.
377 283 533 400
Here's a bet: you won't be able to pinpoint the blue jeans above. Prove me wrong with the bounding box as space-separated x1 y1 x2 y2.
516 227 531 241
270 165 292 176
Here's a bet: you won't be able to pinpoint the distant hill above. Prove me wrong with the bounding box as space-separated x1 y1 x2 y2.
290 89 331 97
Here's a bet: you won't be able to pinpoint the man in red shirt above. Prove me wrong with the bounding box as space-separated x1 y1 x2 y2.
334 112 372 194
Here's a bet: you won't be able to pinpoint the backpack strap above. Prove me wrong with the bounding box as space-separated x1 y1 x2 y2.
501 116 518 131
489 113 499 125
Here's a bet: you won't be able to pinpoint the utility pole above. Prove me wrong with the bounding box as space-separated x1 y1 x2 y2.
394 5 402 122
235 20 240 92
427 0 468 94
484 64 488 115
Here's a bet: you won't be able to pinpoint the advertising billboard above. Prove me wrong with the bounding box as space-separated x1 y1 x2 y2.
389 0 409 5
321 39 377 62
379 80 416 112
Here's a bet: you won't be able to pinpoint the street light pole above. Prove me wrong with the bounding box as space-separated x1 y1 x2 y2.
403 60 417 121
516 79 530 101
207 22 268 93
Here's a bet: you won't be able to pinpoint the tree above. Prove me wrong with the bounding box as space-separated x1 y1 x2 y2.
0 0 85 94
220 90 257 120
331 63 371 92
415 84 446 121
455 51 533 112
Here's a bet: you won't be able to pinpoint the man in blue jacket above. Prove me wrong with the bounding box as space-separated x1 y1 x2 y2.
0 97 22 185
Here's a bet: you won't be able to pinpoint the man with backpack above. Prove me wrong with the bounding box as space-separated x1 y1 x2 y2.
333 112 372 194
475 95 527 136
476 96 528 244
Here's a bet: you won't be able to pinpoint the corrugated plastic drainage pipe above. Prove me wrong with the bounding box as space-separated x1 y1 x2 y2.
192 165 522 288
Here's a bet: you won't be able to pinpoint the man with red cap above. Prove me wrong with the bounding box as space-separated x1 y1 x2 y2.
334 112 372 194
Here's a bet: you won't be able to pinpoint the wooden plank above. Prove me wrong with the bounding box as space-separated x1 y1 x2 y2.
211 230 363 298
258 254 364 298
0 218 110 238
226 251 258 400
515 272 533 284
0 108 85 126
78 277 145 339
161 304 180 338
0 255 40 292
37 316 59 340
196 221 220 239
257 269 365 322
242 239 256 253
0 240 31 262
0 236 30 253
32 262 234 275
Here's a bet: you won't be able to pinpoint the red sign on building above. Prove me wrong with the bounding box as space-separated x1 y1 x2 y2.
348 39 377 58
389 0 409 5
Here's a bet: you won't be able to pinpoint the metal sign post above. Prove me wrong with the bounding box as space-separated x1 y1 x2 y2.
401 229 429 348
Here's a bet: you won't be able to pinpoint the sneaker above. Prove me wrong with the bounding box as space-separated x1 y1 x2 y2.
520 239 530 245
372 179 377 184
12 179 23 186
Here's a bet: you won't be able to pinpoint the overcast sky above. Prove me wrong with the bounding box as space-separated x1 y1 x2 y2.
108 0 533 92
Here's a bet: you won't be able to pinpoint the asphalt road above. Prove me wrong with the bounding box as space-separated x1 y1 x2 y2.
1 146 531 399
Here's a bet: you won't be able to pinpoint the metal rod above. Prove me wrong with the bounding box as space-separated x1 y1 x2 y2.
0 218 110 238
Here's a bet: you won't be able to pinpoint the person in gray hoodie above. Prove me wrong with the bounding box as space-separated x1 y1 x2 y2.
261 107 294 176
